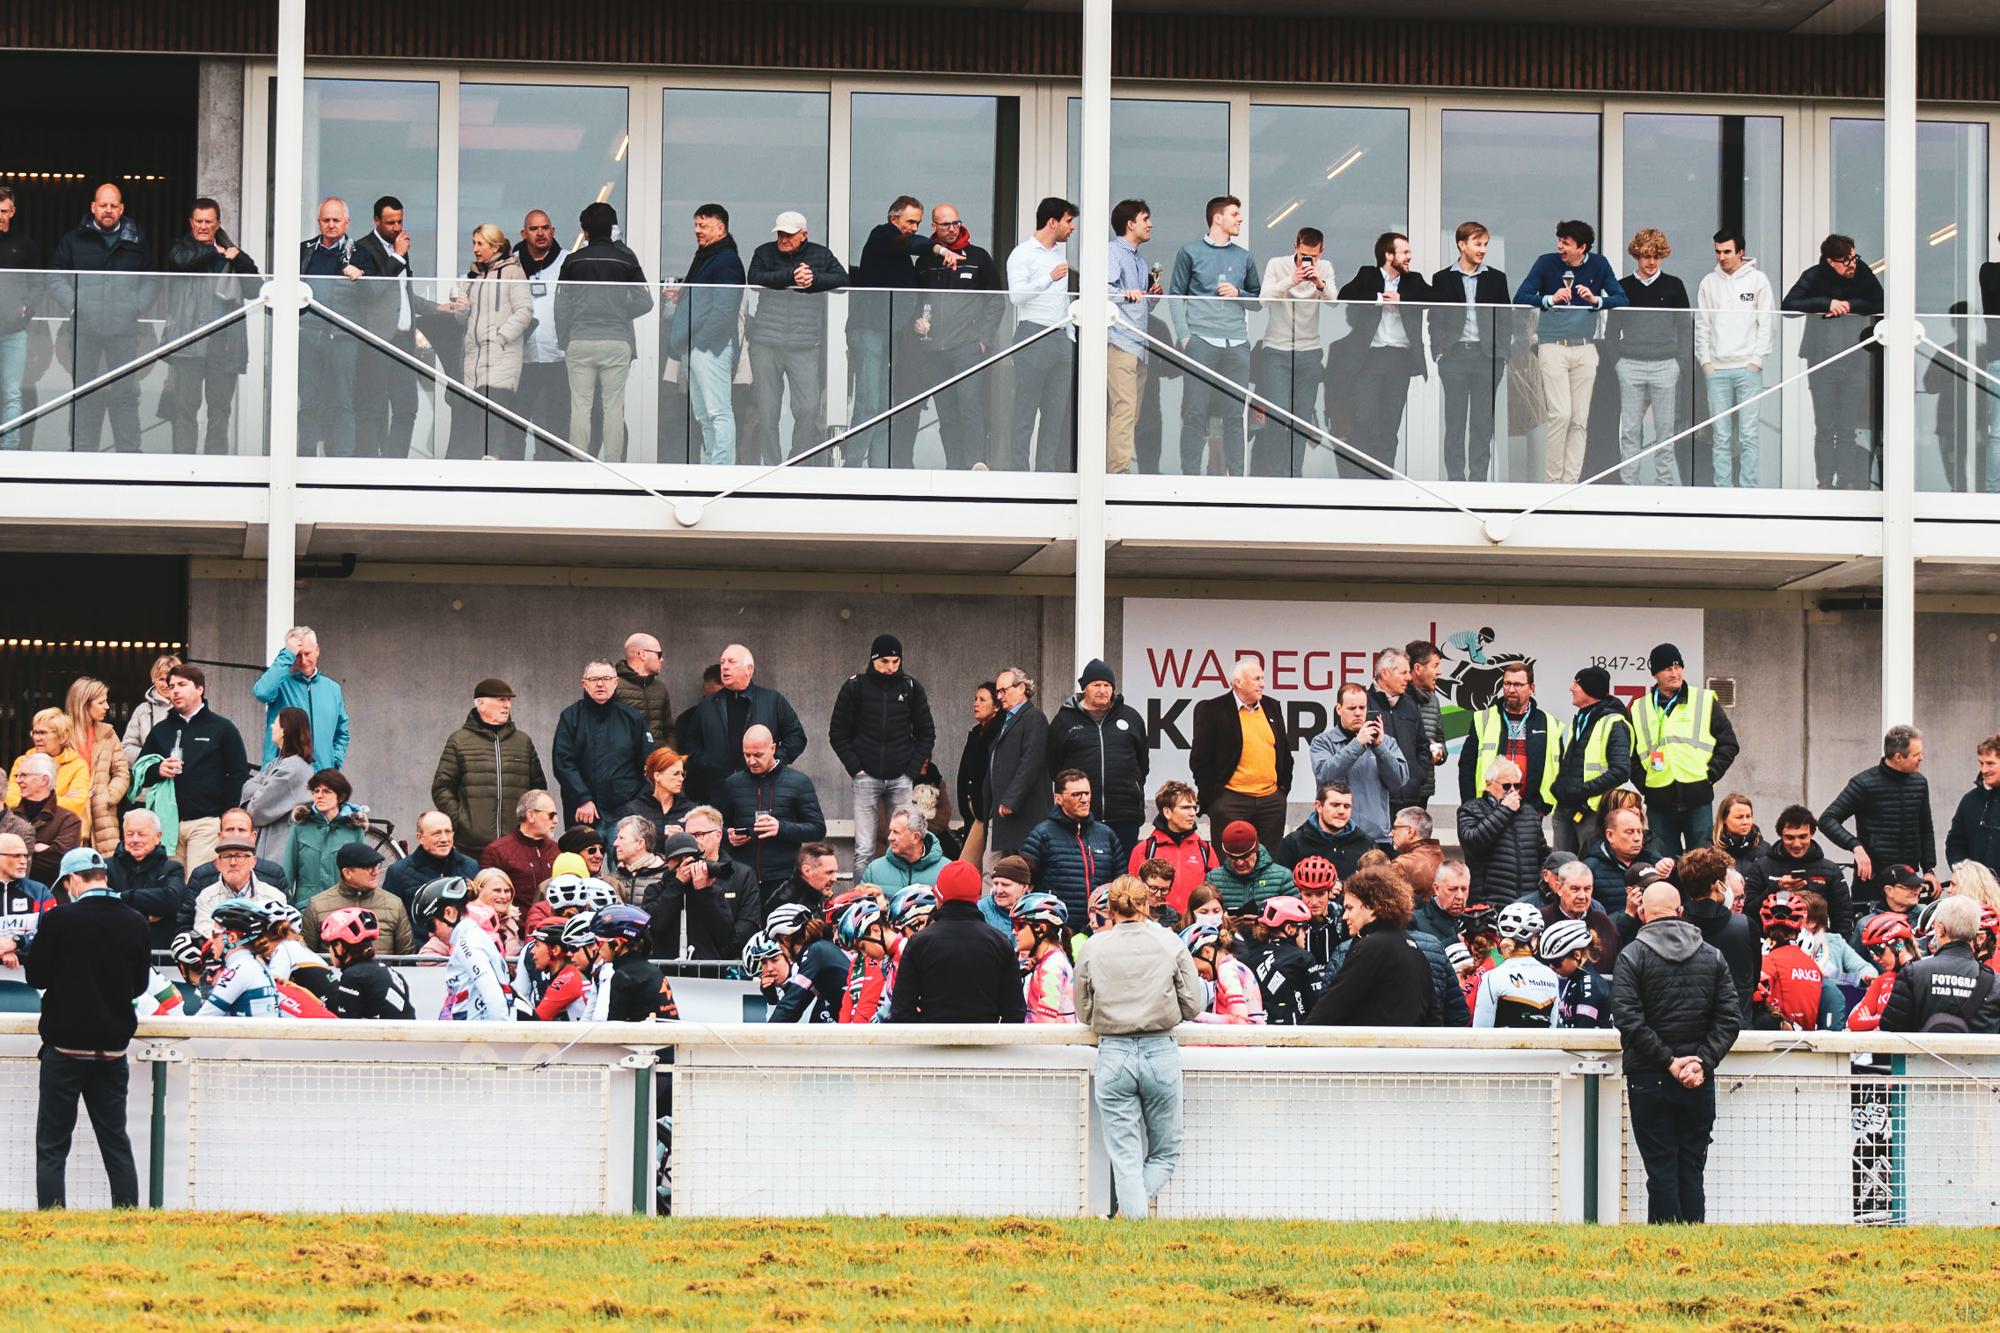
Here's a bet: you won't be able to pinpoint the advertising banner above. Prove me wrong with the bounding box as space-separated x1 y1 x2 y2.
1123 599 1704 806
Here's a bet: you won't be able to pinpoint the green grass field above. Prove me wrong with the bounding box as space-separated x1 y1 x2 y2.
10 1212 2000 1330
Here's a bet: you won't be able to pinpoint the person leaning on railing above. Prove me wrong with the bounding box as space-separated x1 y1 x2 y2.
439 223 532 461
0 184 38 449
46 182 155 453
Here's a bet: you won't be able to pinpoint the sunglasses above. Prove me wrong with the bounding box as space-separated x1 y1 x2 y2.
1498 782 1521 792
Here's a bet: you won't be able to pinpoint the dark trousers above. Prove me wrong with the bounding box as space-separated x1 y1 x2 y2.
1808 364 1879 490
1627 1069 1716 1223
1178 338 1249 476
1011 324 1074 472
300 332 358 457
1205 789 1287 855
73 332 143 451
1347 347 1412 479
36 1047 139 1209
516 360 573 461
1438 348 1499 481
353 330 418 459
446 384 519 460
924 343 987 469
1647 800 1713 856
165 360 239 455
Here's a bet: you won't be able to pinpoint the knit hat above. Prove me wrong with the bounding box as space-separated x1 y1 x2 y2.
1078 658 1116 688
1221 821 1259 856
550 852 591 880
991 855 1033 887
473 677 515 699
558 827 601 855
1573 666 1612 701
1647 644 1683 675
936 861 982 903
870 634 903 661
336 842 384 870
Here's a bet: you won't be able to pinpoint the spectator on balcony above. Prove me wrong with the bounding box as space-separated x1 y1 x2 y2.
1367 647 1433 818
439 223 532 460
1019 769 1123 922
0 186 38 449
615 746 696 845
555 201 653 463
611 632 672 746
513 209 567 459
1515 219 1628 484
1167 195 1259 477
47 182 154 453
1189 657 1293 851
433 677 546 855
1249 225 1334 477
382 810 478 919
912 202 1003 469
1630 643 1739 855
665 203 745 466
296 197 375 457
1820 723 1938 905
1333 232 1432 480
122 654 179 768
552 659 652 829
479 789 562 912
136 664 249 876
1276 780 1370 883
1047 659 1148 855
180 808 290 916
1007 196 1078 472
848 195 938 469
1695 229 1776 489
1106 198 1160 477
1612 227 1692 486
351 195 417 461
282 768 369 906
240 707 314 863
984 667 1051 869
161 196 258 456
720 725 826 909
252 625 350 770
1427 220 1511 483
1947 733 2000 872
680 643 806 800
829 633 936 877
1310 683 1408 849
105 809 182 949
1783 233 1883 491
746 210 848 466
1552 666 1634 853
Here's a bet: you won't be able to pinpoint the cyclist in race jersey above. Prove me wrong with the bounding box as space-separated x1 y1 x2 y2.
745 930 834 1023
765 903 849 1015
1183 921 1265 1024
525 914 600 1021
416 876 511 1021
1011 892 1075 1023
322 907 415 1019
1539 917 1610 1028
1251 896 1318 1026
886 886 936 943
165 931 213 1012
1847 913 1920 1031
589 904 679 1022
1457 902 1503 1002
265 902 336 1003
1473 902 1559 1028
1755 890 1824 1031
836 898 894 1023
197 898 282 1017
1289 857 1345 986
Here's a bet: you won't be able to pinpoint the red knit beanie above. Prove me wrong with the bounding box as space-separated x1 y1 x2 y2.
936 861 982 903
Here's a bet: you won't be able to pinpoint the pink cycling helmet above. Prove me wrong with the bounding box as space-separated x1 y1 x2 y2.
1258 895 1311 929
320 907 380 946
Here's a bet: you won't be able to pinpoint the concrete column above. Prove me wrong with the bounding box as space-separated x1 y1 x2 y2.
1880 0 1917 730
1072 0 1111 677
265 0 306 653
195 59 246 225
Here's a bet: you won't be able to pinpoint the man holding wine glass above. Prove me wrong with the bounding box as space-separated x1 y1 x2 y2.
1514 220 1629 485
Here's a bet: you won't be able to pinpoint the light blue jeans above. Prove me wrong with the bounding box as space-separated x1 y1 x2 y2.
1984 359 2000 492
1706 365 1761 487
1095 1034 1183 1217
850 772 914 878
688 342 738 465
0 329 24 447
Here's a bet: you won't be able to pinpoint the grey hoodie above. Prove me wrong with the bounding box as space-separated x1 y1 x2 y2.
1612 917 1742 1076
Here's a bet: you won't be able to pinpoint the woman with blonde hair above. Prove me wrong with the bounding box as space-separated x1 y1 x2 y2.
471 866 523 958
64 676 131 855
123 653 181 765
7 708 90 826
440 222 532 459
1946 860 2000 914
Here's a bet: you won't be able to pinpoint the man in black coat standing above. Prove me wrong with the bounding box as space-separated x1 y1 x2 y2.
1819 723 1937 906
1945 734 2000 874
24 848 150 1209
1366 647 1433 818
1428 221 1512 482
680 643 808 801
828 633 936 878
984 666 1050 870
1188 657 1293 851
1781 233 1883 490
1046 659 1150 855
1333 231 1432 479
887 862 1025 1022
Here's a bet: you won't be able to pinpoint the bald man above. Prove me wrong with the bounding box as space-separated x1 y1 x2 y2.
48 182 154 451
679 642 807 800
718 723 825 913
297 196 378 457
1613 881 1742 1224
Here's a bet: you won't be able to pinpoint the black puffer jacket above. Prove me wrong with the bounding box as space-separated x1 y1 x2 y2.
1307 923 1439 1026
1684 897 1756 1025
1742 840 1854 936
1045 693 1150 826
106 845 187 949
1946 778 2000 872
1818 761 1936 874
1456 794 1548 906
554 237 654 350
1882 940 1995 1032
746 239 849 348
717 763 827 885
829 666 936 781
165 229 259 370
1612 919 1742 1075
1018 811 1124 921
48 214 155 333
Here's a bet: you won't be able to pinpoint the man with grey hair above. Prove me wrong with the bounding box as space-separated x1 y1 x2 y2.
297 195 375 456
552 658 652 827
105 808 184 949
1883 895 1993 1032
252 624 351 769
681 642 808 800
477 789 561 906
1819 722 1937 906
1190 656 1294 850
984 666 1051 870
1368 646 1433 817
863 806 948 891
10 753 81 886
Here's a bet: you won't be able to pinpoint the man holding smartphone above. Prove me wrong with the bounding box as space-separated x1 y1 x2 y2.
1308 683 1409 851
1253 226 1335 476
719 725 827 919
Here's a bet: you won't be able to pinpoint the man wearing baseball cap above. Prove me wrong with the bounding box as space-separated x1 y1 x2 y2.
1551 665 1635 853
745 209 849 465
1628 643 1739 855
26 845 150 1208
431 677 547 857
302 841 413 956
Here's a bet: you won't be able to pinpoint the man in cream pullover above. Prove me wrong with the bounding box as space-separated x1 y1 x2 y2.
1694 229 1775 488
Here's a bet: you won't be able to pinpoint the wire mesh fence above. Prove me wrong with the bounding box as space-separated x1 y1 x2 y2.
0 1055 119 1208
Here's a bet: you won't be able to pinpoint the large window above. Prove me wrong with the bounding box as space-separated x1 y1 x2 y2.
850 93 1017 266
662 88 829 277
461 83 628 260
1831 117 1987 316
1440 109 1599 278
291 78 440 268
1248 104 1408 270
1065 97 1228 262
1623 113 1783 272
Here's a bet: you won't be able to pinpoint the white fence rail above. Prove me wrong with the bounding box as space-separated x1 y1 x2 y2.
5 1019 1997 1223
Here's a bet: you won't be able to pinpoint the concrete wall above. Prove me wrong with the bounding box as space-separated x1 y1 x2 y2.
196 59 245 226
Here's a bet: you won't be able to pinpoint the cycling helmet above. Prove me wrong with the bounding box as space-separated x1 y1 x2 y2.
1088 885 1111 917
590 903 650 944
742 930 785 971
1860 912 1916 951
210 897 277 941
530 920 568 948
1459 903 1500 938
836 898 886 949
1179 922 1222 956
1444 941 1475 972
1291 856 1340 893
319 907 380 947
825 888 875 924
887 886 937 931
170 931 205 968
1496 902 1545 944
1759 889 1807 933
542 874 589 912
578 878 621 911
1536 918 1593 963
1258 895 1311 929
765 902 813 939
268 902 304 931
559 912 598 953
1010 892 1069 929
413 876 473 926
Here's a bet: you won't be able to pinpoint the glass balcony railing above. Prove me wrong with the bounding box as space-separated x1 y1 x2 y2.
1914 310 2000 494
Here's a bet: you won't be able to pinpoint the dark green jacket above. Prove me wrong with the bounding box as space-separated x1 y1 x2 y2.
431 710 548 854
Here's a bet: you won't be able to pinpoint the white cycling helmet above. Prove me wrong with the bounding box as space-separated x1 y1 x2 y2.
1535 917 1593 963
1496 902 1545 945
579 878 621 911
542 874 589 912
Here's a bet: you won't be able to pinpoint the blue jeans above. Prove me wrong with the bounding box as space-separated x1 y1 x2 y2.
1095 1034 1183 1217
688 342 737 466
0 329 25 447
849 772 914 879
848 325 891 468
1647 800 1713 856
1983 359 2000 492
1705 365 1761 487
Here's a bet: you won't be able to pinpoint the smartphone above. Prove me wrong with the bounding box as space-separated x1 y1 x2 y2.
731 825 757 838
1366 710 1386 730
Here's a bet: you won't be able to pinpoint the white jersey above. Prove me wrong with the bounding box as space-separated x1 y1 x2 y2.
198 945 278 1017
1472 955 1560 1029
268 938 323 982
439 919 512 1021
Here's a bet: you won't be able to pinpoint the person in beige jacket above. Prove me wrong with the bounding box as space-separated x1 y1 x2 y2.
442 223 532 459
65 677 130 856
1075 873 1203 1217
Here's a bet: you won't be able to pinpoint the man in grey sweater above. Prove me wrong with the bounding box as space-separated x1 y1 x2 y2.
1075 874 1204 1218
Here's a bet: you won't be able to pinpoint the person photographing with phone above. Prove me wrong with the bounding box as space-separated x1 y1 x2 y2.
718 725 826 926
1308 683 1409 853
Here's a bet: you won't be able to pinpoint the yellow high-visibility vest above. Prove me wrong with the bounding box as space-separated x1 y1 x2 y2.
1630 687 1718 788
1470 706 1558 808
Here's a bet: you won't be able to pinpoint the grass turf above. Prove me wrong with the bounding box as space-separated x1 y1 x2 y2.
8 1212 2000 1330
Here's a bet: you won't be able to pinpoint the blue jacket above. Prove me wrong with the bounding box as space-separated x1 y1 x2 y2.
381 846 480 915
1017 811 1124 921
251 649 351 769
667 238 745 357
1513 251 1628 343
551 695 653 827
861 832 949 892
717 763 827 885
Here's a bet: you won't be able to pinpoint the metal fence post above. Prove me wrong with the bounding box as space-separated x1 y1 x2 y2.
1889 1053 1908 1226
1582 1073 1600 1223
620 1051 657 1216
149 1060 167 1209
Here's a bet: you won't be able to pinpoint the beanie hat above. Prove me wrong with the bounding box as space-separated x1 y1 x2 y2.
1078 658 1116 688
870 634 903 661
1648 643 1684 675
936 861 982 903
550 852 591 880
991 855 1033 886
1221 821 1259 856
558 827 601 855
1573 666 1611 701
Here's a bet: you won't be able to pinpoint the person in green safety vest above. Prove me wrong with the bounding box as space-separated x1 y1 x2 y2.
1457 661 1558 816
1551 666 1635 854
1629 644 1740 856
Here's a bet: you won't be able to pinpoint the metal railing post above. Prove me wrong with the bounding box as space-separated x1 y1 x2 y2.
1582 1073 1600 1223
149 1059 167 1209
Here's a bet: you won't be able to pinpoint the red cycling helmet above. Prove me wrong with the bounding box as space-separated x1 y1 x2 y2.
1759 889 1807 933
1860 912 1916 951
1258 895 1311 929
1291 856 1340 892
1981 904 2000 934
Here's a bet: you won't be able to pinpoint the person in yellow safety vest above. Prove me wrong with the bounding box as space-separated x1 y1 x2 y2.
1628 643 1740 856
1551 666 1635 854
1457 661 1558 815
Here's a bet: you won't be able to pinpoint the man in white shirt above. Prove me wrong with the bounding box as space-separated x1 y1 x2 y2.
1006 196 1077 472
1334 233 1432 479
1254 226 1335 476
1694 228 1775 488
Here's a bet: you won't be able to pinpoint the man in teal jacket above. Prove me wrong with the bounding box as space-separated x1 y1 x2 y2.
252 626 351 768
